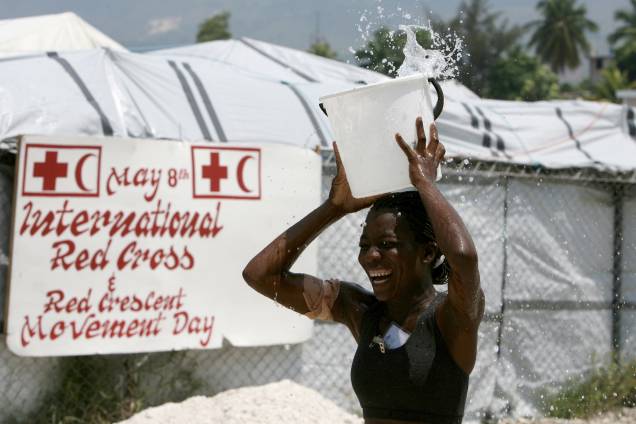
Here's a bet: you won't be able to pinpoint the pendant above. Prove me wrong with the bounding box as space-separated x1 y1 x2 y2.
370 335 386 354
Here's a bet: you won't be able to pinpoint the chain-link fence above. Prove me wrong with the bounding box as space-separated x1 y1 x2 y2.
1 155 635 423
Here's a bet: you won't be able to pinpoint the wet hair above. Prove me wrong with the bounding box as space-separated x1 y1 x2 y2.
368 190 450 285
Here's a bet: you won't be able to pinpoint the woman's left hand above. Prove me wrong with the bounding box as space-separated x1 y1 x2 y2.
394 117 445 186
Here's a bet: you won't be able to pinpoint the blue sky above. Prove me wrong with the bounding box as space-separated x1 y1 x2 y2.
0 0 629 56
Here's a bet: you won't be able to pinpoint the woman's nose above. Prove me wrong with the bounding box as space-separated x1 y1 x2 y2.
363 246 382 262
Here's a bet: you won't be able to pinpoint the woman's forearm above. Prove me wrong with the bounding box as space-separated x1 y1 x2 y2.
243 200 345 286
414 179 478 271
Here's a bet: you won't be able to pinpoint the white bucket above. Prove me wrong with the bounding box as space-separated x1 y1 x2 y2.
319 74 442 198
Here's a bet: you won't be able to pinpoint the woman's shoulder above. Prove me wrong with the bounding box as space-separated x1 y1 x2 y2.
333 280 376 310
330 280 377 341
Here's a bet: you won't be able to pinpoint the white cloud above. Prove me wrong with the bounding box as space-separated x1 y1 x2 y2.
146 16 183 36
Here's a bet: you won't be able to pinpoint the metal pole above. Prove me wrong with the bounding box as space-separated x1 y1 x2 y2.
496 176 509 359
611 184 624 364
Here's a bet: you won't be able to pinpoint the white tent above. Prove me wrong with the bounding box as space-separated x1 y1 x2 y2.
0 37 634 172
153 37 480 100
0 12 126 55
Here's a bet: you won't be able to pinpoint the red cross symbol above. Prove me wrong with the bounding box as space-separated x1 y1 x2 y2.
201 152 228 192
33 150 68 191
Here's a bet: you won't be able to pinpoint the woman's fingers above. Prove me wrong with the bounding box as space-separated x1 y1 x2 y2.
332 142 345 175
428 123 439 157
416 117 426 154
395 133 415 159
435 143 446 163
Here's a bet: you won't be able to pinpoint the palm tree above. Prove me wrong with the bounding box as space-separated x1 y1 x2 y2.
528 0 598 72
608 0 636 80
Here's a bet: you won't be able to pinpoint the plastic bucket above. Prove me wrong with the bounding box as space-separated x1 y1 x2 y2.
319 74 443 198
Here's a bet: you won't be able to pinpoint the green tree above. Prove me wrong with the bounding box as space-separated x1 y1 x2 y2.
447 0 523 95
594 65 635 102
196 11 231 43
308 40 338 59
487 47 560 100
354 26 434 77
528 0 598 72
608 0 636 80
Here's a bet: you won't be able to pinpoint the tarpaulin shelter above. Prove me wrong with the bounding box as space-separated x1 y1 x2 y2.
0 12 126 56
0 21 635 422
0 35 634 171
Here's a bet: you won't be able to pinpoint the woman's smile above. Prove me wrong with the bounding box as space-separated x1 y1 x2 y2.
368 269 393 285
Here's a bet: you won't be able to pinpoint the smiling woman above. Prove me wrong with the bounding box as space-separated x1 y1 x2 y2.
243 117 484 424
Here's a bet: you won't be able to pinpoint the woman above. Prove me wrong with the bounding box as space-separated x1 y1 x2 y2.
243 117 484 424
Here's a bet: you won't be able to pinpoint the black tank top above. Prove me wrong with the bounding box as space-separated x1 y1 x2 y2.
350 292 468 423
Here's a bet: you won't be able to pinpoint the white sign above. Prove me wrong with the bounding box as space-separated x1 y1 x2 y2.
6 136 321 356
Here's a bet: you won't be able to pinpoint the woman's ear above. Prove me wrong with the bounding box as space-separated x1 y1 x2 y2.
419 242 437 264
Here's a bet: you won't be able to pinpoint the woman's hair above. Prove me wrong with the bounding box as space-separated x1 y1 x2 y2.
369 190 450 285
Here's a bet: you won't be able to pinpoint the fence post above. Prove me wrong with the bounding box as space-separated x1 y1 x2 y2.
611 184 624 364
495 176 509 360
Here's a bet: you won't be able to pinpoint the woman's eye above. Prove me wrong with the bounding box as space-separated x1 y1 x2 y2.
380 241 397 249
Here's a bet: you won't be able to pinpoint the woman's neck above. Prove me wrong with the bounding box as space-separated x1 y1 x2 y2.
385 284 437 327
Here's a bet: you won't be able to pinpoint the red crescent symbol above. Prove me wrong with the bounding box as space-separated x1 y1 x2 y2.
75 153 95 192
236 156 254 193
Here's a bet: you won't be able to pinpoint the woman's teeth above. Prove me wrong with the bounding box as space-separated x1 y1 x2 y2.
369 271 392 284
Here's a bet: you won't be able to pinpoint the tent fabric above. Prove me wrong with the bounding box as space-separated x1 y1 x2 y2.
152 37 388 86
152 38 480 102
0 38 634 173
0 12 126 56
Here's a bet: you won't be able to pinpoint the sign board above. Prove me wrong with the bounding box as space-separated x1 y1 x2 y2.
5 136 320 356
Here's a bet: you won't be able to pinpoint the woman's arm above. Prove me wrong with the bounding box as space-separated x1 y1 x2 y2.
242 143 379 315
242 199 344 313
395 118 484 373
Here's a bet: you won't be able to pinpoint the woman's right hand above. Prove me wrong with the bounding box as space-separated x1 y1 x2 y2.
328 142 381 214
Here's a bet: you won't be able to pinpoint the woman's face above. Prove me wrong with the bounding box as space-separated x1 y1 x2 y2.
358 210 432 302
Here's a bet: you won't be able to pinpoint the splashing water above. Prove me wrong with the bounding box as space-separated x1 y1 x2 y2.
397 24 463 79
350 0 464 80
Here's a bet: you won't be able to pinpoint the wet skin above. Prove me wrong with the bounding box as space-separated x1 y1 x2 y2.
358 210 437 332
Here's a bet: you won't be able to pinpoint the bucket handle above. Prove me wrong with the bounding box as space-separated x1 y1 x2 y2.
318 77 445 120
429 78 444 120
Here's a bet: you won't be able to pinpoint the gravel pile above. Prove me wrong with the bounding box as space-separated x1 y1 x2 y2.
116 380 363 424
117 380 635 424
498 408 636 424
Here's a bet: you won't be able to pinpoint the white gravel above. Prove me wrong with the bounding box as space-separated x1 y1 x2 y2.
116 379 363 424
117 379 635 424
498 408 636 424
